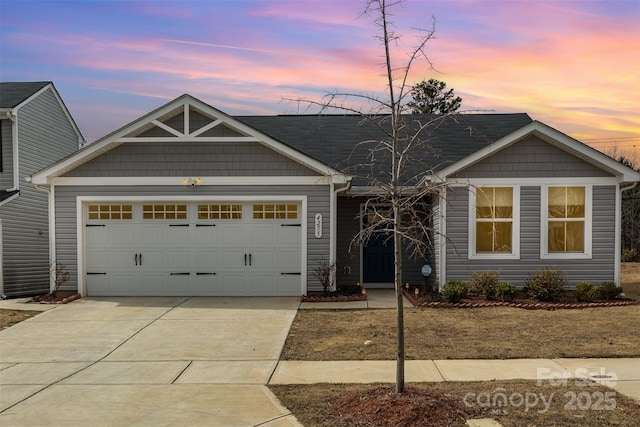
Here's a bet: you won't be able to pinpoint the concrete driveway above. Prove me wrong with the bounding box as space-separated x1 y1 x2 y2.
0 297 302 426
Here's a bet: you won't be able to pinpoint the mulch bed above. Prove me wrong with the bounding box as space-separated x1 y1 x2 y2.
403 289 638 310
29 293 81 304
302 293 367 302
329 385 480 427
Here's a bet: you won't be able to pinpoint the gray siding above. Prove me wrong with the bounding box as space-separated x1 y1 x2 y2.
54 184 331 294
63 142 319 177
0 119 13 189
444 185 616 288
0 87 79 296
335 196 431 288
452 136 613 179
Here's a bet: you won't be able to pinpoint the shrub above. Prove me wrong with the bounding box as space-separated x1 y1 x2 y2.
441 280 468 303
469 270 500 298
621 248 640 263
599 282 623 300
494 281 517 302
525 266 567 302
575 282 599 302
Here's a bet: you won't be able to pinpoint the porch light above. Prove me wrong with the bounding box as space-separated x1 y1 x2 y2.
182 178 202 186
415 288 420 296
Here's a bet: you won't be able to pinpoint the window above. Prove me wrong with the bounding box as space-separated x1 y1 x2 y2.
143 204 187 220
470 186 519 259
198 204 242 220
543 186 591 258
88 204 133 220
253 203 298 219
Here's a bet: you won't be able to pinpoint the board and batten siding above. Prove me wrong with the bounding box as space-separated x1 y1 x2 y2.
452 136 614 179
0 87 79 296
444 185 616 288
63 141 319 177
53 184 331 294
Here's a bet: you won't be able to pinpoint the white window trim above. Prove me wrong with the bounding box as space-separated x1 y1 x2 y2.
468 185 520 260
541 184 592 260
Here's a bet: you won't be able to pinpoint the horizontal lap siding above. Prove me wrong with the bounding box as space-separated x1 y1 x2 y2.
452 136 613 179
445 185 617 288
54 185 330 294
63 142 319 177
1 88 79 296
1 120 13 188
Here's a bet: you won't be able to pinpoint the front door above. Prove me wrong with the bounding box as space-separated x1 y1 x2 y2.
362 207 394 283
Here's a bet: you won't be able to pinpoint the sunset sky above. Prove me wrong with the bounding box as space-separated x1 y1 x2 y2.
1 0 639 164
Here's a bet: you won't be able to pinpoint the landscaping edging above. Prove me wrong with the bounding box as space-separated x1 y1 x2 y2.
29 293 81 305
301 294 367 303
402 289 638 310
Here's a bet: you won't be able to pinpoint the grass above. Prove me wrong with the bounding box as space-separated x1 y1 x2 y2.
0 309 42 331
270 380 640 427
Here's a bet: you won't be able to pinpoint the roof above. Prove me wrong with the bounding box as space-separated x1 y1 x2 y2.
0 82 51 109
239 113 533 185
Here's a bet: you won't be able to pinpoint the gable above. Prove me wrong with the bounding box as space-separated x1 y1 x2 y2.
62 141 319 177
452 135 614 179
31 95 346 185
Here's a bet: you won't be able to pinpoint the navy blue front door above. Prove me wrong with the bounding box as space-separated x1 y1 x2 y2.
362 209 394 283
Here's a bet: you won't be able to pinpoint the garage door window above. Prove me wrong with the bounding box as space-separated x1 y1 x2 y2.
88 204 133 220
198 204 242 220
143 204 187 220
253 204 298 219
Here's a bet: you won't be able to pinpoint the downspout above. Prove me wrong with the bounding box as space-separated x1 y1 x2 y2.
31 179 56 294
617 181 638 286
331 177 351 291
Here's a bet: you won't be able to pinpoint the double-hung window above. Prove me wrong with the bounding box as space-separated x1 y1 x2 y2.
470 186 519 259
542 185 591 259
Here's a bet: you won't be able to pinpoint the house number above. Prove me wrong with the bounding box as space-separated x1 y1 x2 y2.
315 214 322 238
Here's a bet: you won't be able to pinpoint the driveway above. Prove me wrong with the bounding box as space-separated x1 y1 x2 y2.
0 297 302 426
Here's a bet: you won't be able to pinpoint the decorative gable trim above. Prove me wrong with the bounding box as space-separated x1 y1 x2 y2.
31 94 346 185
431 121 640 184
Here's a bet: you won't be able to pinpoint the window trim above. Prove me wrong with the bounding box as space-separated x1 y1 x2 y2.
468 185 520 260
541 184 592 259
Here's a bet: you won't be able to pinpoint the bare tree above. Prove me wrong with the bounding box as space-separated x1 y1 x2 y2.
287 0 453 393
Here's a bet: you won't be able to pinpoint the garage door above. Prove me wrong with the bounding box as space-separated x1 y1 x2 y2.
84 202 302 296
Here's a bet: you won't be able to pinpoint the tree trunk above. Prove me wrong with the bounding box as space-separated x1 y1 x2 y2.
394 202 404 393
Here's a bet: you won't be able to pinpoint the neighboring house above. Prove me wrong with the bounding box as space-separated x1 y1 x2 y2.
30 94 640 297
0 82 84 297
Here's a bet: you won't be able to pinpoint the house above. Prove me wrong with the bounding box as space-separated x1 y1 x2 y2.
30 94 640 297
0 82 84 297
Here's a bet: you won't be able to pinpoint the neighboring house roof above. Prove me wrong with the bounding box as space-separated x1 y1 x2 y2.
0 81 51 109
0 189 20 203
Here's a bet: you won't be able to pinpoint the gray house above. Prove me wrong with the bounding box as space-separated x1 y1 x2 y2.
30 94 639 297
1 82 84 297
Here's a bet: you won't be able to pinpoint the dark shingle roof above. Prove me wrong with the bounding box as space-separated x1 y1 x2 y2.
0 82 51 109
238 113 532 184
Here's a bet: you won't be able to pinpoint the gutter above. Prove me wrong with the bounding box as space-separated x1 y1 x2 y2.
330 177 352 292
33 182 56 294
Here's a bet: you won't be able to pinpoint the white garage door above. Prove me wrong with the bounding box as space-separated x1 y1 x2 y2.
85 202 302 296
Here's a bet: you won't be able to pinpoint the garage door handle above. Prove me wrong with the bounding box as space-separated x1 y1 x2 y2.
281 224 301 227
244 253 247 266
170 272 191 276
87 272 107 275
169 224 190 227
139 253 142 266
196 272 216 275
196 224 216 227
281 272 301 275
135 253 138 266
249 253 252 266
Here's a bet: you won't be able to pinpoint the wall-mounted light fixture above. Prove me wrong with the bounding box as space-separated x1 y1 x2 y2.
182 177 202 187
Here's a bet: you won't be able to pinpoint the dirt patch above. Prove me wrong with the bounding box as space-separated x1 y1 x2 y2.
270 381 640 427
0 309 42 331
281 305 640 360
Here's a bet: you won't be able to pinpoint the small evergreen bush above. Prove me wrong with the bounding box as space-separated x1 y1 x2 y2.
621 248 639 263
598 282 622 300
441 280 468 303
469 270 500 298
575 282 599 302
525 266 567 302
494 281 517 302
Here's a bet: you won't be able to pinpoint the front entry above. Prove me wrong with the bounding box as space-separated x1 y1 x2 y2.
362 207 394 284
